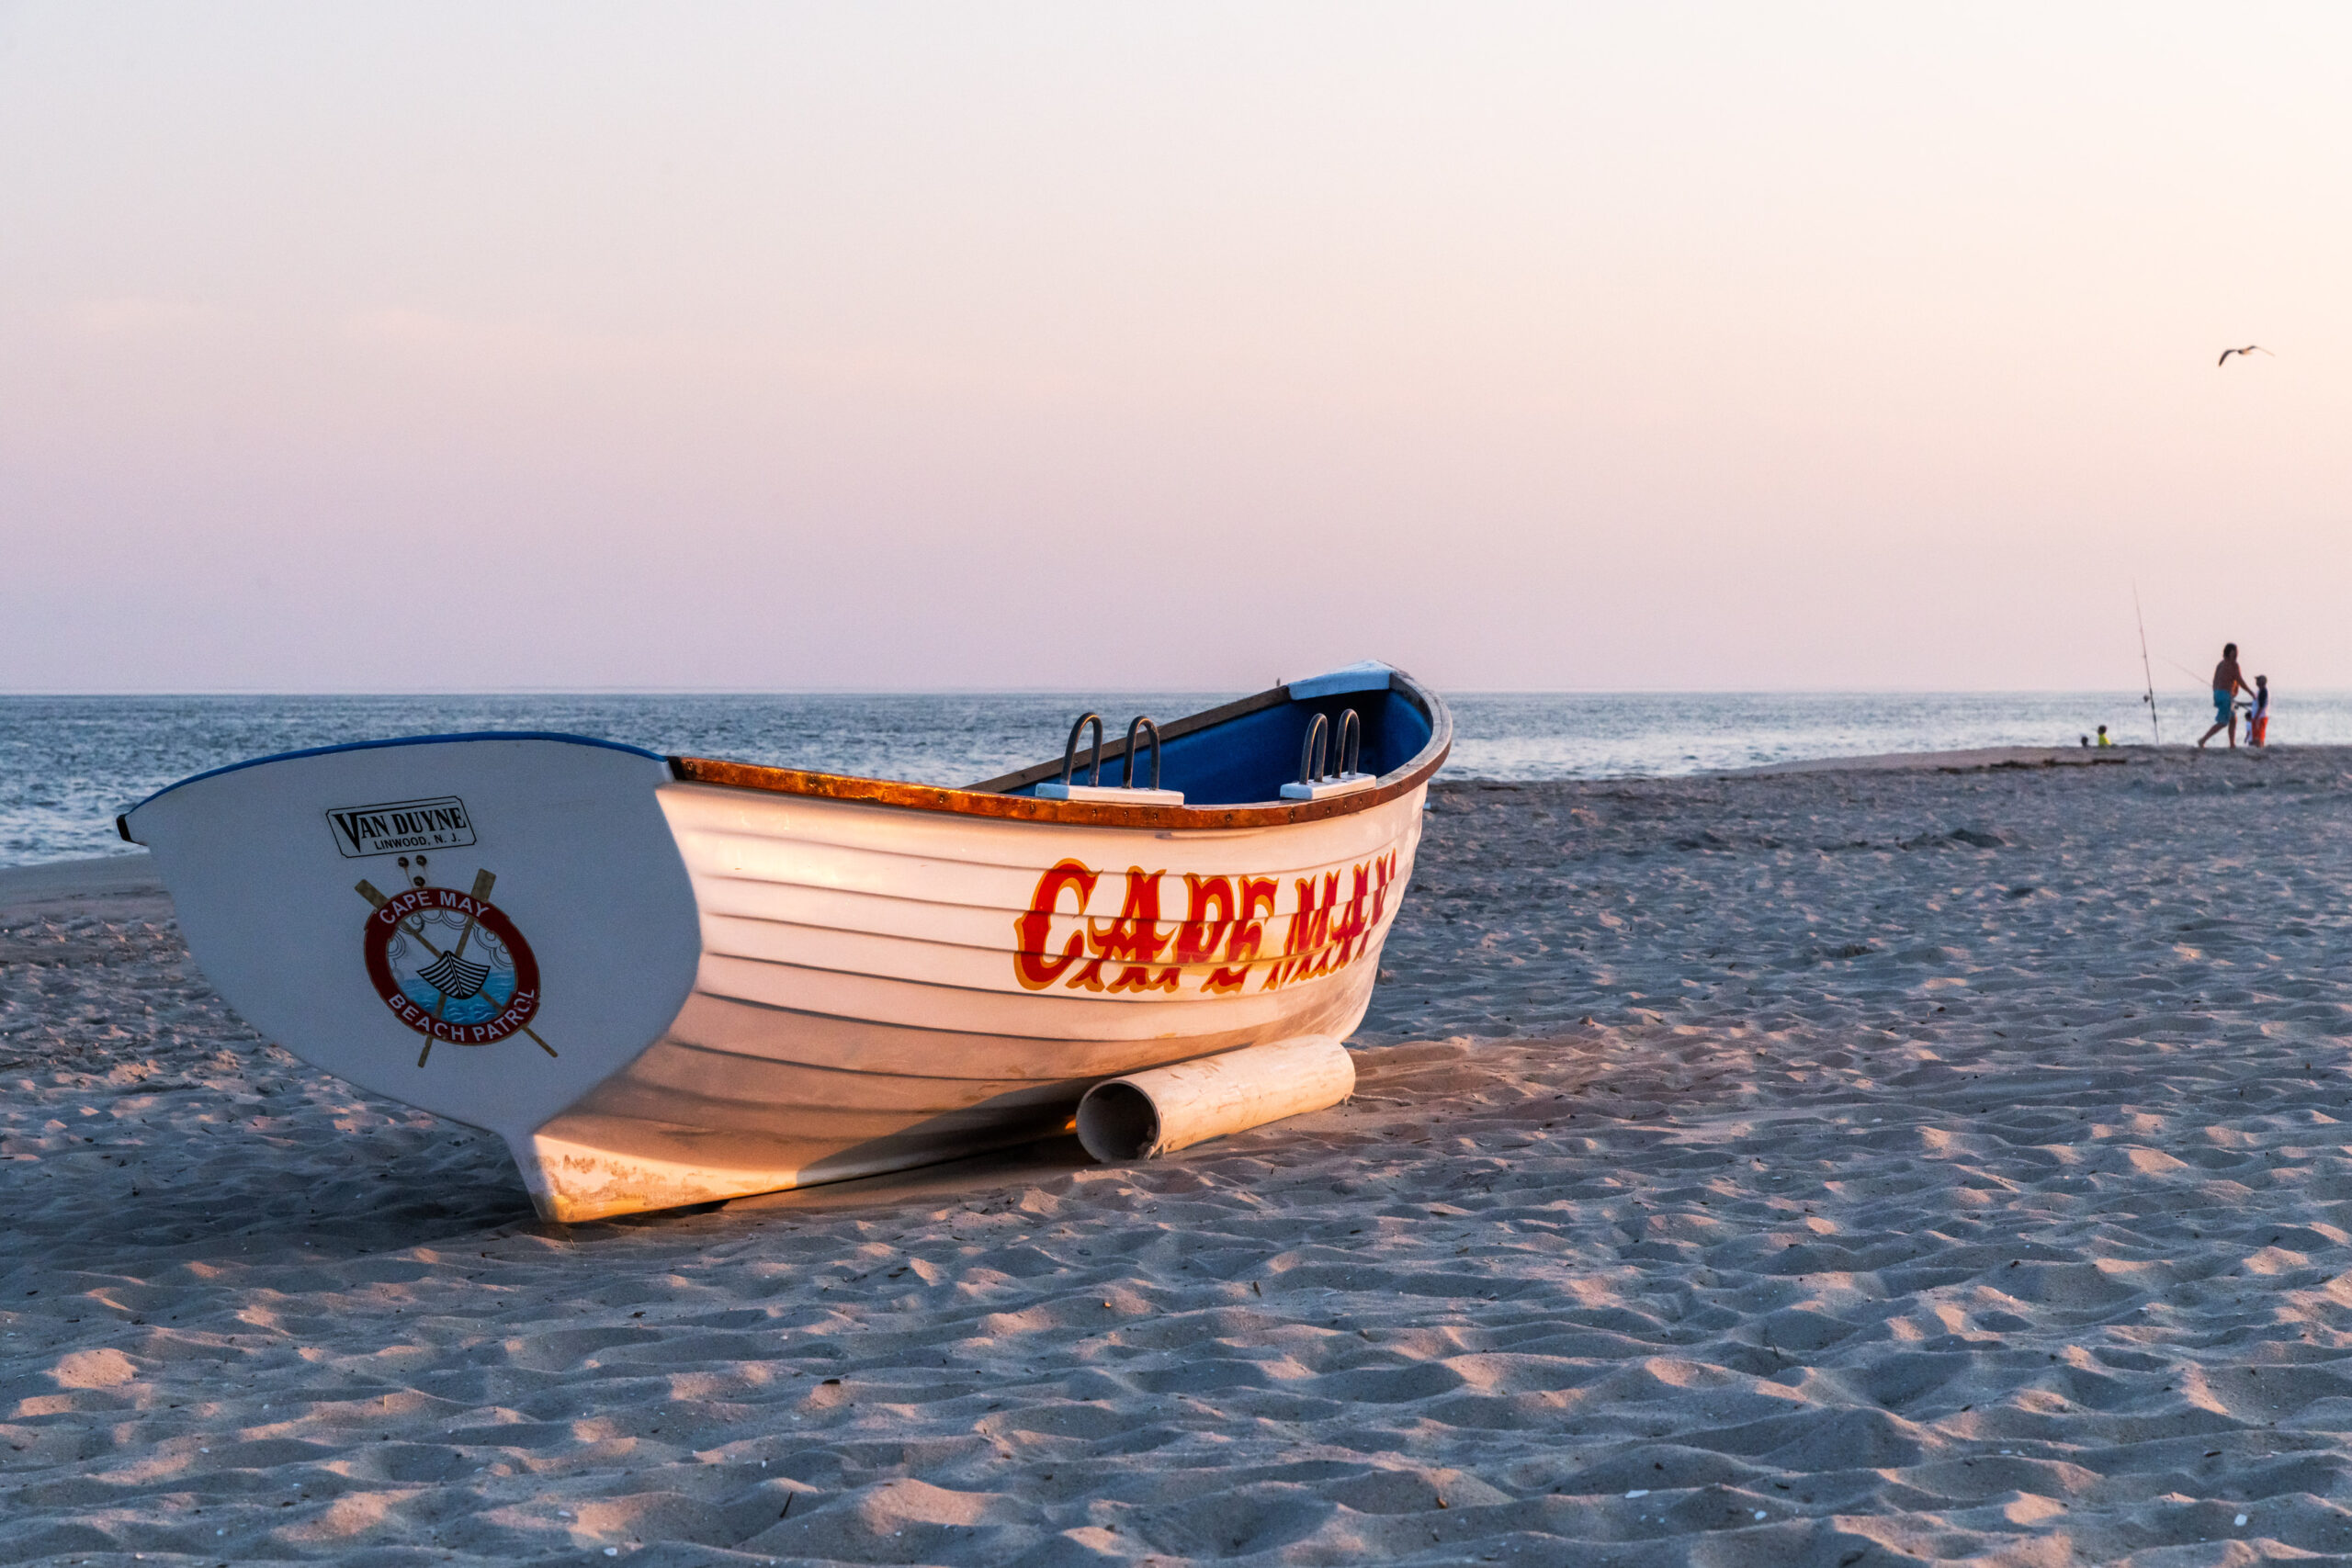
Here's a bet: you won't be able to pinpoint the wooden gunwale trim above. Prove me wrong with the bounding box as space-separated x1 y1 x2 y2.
667 750 1445 829
667 671 1453 832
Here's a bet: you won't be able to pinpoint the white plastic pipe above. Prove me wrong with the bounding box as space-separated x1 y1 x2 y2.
1076 1034 1356 1162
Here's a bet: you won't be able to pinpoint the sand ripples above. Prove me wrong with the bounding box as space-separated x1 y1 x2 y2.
8 748 2352 1562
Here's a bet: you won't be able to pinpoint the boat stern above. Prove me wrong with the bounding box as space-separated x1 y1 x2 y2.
121 734 704 1175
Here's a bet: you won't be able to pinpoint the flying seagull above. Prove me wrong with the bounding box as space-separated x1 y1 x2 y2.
2217 344 2274 366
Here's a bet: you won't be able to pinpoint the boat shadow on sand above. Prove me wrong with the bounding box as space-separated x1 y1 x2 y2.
5 1070 1106 1281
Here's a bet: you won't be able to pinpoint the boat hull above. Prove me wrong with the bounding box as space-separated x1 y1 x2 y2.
119 736 706 1154
516 781 1423 1218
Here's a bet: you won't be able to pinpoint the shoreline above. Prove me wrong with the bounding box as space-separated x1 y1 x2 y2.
1714 739 2321 777
6 739 2328 887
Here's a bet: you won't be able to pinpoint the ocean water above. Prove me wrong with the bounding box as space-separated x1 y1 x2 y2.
0 688 2332 868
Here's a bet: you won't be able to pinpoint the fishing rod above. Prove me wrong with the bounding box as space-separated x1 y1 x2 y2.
2132 581 2160 744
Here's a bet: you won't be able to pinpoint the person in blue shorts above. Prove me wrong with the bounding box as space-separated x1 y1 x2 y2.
2198 642 2252 750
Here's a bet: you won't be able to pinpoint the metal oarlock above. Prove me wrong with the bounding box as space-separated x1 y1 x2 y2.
1059 713 1105 789
1039 710 1183 802
1124 716 1163 791
1281 706 1375 802
1297 712 1329 786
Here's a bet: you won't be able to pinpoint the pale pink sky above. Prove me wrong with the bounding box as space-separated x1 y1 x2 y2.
4 4 2348 693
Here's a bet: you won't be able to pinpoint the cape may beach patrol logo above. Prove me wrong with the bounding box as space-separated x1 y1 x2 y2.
354 867 555 1066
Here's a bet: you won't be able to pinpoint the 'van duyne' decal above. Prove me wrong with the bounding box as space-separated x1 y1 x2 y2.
326 796 476 858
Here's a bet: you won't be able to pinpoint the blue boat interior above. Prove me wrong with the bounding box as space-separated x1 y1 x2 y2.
1002 686 1433 807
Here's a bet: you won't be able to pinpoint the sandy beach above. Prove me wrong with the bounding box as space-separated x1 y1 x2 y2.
7 742 2352 1565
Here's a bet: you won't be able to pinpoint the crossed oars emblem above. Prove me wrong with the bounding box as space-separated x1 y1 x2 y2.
355 868 557 1067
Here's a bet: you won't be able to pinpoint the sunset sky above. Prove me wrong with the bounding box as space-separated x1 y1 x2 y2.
4 4 2348 693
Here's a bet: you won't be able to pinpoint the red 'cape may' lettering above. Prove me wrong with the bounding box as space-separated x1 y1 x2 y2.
1012 861 1098 990
1268 871 1341 990
1011 853 1399 996
1173 874 1234 965
1209 877 1276 993
1064 869 1178 994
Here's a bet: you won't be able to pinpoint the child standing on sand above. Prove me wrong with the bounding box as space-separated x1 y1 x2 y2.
2247 675 2270 747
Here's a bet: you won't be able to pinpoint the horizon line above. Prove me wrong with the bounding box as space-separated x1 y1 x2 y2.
0 684 2290 699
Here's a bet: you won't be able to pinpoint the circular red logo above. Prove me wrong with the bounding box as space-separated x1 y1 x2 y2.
362 886 542 1046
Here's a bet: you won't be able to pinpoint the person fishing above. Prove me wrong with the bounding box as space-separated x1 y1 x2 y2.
2198 642 2254 750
